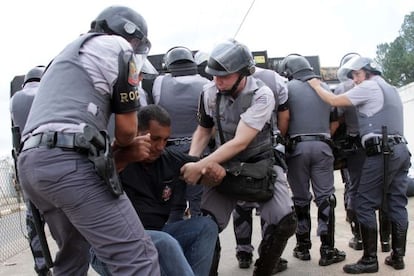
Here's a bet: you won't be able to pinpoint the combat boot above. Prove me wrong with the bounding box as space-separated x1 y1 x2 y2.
385 222 407 270
347 210 362 250
343 225 378 274
319 235 346 266
253 212 297 276
379 209 391 252
271 258 287 274
293 233 311 261
236 251 252 269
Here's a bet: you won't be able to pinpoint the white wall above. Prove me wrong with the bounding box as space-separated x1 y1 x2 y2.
399 82 414 176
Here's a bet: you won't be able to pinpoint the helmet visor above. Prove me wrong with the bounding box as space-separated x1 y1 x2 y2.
130 36 151 55
339 55 363 80
140 58 158 79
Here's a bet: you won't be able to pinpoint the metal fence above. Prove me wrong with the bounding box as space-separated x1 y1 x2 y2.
0 156 28 263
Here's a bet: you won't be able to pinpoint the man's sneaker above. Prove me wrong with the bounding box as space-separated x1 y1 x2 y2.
236 251 253 269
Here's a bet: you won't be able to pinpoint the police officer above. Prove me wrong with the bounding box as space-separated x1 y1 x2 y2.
280 54 346 266
308 56 410 274
180 39 297 276
231 66 290 271
152 46 211 218
335 53 391 253
17 6 160 275
10 66 51 276
333 52 364 251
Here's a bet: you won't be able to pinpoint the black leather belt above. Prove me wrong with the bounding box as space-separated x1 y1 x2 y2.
364 136 407 148
21 132 90 153
166 137 192 146
291 135 329 143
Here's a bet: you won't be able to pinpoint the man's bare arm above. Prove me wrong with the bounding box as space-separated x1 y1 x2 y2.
307 78 352 107
188 125 214 157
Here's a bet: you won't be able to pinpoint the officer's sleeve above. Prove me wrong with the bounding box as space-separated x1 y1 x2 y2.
111 51 141 114
197 91 214 128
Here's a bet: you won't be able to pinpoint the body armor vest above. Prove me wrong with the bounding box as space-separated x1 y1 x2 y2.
24 33 111 136
10 83 39 131
207 78 272 162
157 74 209 138
358 76 404 137
287 79 331 136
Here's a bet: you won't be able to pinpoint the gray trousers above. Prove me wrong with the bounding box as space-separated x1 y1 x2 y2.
18 148 160 276
356 143 410 228
287 141 335 236
201 165 294 234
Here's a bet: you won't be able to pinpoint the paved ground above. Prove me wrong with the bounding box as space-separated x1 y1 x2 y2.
1 171 413 275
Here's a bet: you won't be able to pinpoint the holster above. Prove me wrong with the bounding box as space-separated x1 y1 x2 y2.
83 125 123 197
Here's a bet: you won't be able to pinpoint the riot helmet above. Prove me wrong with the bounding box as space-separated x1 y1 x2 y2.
91 6 151 55
339 52 360 67
164 46 195 69
23 66 45 86
342 56 382 79
206 39 255 77
280 54 319 81
337 53 361 82
194 51 209 66
141 58 159 80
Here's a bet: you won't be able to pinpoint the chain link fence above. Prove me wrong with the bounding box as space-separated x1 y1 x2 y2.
0 156 28 263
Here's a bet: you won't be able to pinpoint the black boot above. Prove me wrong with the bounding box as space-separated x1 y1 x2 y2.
319 235 346 266
236 251 252 269
347 210 363 250
318 195 346 266
343 225 378 274
379 210 391 252
293 233 311 260
271 257 287 274
292 204 311 261
253 212 297 276
385 222 407 270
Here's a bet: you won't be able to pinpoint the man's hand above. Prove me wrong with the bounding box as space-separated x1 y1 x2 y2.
199 162 226 187
180 162 204 185
126 133 152 162
114 134 151 172
307 77 322 89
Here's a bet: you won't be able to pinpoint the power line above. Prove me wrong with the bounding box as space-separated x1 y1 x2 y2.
233 0 256 39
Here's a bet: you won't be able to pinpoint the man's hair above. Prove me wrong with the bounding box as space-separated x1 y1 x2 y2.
138 104 171 131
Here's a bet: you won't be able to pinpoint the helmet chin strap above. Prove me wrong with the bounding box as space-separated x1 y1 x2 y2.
219 73 245 97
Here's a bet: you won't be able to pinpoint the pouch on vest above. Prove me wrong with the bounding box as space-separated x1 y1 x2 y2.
217 158 275 202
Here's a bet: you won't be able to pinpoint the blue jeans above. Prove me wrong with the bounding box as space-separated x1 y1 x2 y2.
162 216 218 276
90 230 194 276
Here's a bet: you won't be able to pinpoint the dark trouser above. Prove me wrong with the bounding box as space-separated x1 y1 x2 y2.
25 202 49 274
232 201 259 254
18 148 160 276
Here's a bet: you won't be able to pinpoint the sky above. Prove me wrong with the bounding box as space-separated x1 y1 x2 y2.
0 0 413 158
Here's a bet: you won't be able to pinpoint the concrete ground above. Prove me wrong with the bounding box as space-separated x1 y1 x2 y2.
1 171 413 276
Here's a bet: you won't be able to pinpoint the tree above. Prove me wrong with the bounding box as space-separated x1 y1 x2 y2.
376 11 414 87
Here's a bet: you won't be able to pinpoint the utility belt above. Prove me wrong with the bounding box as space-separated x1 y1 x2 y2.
364 135 407 157
334 135 363 153
21 132 90 153
21 126 123 197
287 135 331 153
166 136 192 146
